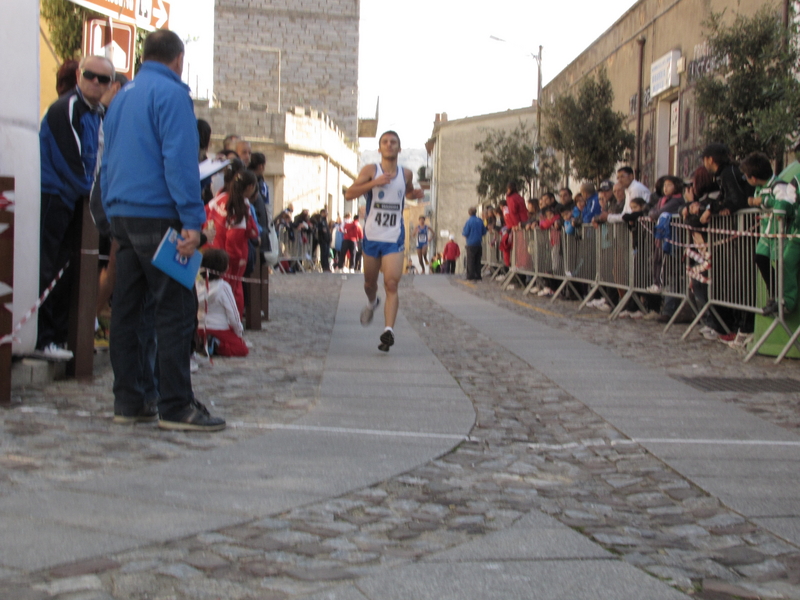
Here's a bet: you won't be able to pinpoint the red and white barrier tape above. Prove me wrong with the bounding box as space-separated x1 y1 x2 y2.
637 219 761 249
0 261 69 346
199 267 265 284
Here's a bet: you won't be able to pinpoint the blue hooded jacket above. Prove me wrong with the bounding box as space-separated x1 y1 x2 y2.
101 61 205 231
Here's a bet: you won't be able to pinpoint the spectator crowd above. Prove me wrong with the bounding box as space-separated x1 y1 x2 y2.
469 142 800 353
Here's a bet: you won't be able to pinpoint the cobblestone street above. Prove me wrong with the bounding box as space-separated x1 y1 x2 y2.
1 273 799 600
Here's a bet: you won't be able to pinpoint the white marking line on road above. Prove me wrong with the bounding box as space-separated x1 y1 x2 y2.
635 438 800 447
528 438 800 451
229 421 467 441
14 407 469 441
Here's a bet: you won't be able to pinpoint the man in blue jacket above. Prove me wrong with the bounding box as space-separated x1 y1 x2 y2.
462 206 488 281
38 55 114 360
102 30 224 431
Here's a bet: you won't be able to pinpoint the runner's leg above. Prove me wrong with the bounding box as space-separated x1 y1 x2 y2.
381 252 404 329
363 254 381 305
416 247 425 273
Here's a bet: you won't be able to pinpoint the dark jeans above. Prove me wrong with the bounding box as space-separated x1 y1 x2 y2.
466 245 482 280
37 193 80 349
339 239 355 269
138 292 159 404
443 260 455 274
319 242 330 271
110 217 196 419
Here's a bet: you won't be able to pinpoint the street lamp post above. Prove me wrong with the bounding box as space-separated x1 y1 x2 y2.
491 36 543 192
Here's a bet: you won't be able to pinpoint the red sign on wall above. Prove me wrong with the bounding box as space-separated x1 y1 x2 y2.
83 19 136 81
69 0 169 31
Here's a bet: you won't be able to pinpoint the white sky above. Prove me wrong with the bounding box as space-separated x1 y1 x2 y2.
169 0 640 149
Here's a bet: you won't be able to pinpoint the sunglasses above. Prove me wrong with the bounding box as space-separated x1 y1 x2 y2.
83 70 112 85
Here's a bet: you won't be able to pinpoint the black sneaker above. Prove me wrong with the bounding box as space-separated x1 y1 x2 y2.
113 402 159 424
378 329 394 352
158 399 226 432
762 298 780 317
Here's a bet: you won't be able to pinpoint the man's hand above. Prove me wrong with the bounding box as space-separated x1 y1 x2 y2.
373 172 393 187
177 229 201 257
408 188 424 200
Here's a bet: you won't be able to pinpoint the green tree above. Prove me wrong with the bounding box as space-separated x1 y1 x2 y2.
535 145 563 194
41 0 94 61
694 6 800 162
474 121 537 202
543 68 634 184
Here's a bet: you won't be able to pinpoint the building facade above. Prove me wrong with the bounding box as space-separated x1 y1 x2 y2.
428 0 772 247
214 0 359 142
427 108 537 271
195 103 358 219
542 0 768 189
204 0 361 218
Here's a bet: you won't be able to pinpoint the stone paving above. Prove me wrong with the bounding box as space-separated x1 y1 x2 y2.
1 273 799 599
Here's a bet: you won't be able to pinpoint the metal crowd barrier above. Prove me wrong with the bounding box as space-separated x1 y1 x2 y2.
276 227 313 273
499 209 800 363
481 229 504 278
620 215 695 330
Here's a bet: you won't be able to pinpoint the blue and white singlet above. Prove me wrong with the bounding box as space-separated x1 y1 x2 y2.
416 226 429 248
363 164 406 245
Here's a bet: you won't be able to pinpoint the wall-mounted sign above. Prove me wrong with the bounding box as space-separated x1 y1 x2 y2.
650 50 681 97
68 0 169 31
83 19 135 80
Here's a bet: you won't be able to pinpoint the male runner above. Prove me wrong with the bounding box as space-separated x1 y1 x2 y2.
345 131 424 351
412 216 432 273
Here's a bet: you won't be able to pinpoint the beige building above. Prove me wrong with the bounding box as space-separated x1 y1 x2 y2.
199 0 362 218
428 0 771 246
427 107 537 271
195 103 358 219
542 0 768 188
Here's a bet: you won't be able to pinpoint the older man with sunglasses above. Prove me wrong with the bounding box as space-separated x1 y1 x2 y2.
37 55 114 361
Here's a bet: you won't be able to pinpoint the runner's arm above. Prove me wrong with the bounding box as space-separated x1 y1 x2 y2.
404 168 424 200
345 165 384 200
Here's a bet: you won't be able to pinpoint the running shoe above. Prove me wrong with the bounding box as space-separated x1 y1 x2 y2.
725 331 752 350
378 329 394 352
360 297 380 327
762 299 780 317
35 343 74 361
698 325 719 340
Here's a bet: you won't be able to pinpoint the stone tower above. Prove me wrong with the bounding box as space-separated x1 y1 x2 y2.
214 0 360 141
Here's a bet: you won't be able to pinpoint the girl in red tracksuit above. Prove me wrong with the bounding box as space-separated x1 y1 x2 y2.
205 160 245 252
206 169 259 316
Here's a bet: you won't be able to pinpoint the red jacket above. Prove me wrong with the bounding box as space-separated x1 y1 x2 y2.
504 192 529 229
443 240 461 261
344 220 363 242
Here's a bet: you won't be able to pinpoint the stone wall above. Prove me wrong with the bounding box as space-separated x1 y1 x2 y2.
429 108 537 273
214 0 359 141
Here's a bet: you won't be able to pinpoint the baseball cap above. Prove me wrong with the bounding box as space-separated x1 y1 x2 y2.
598 180 613 192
